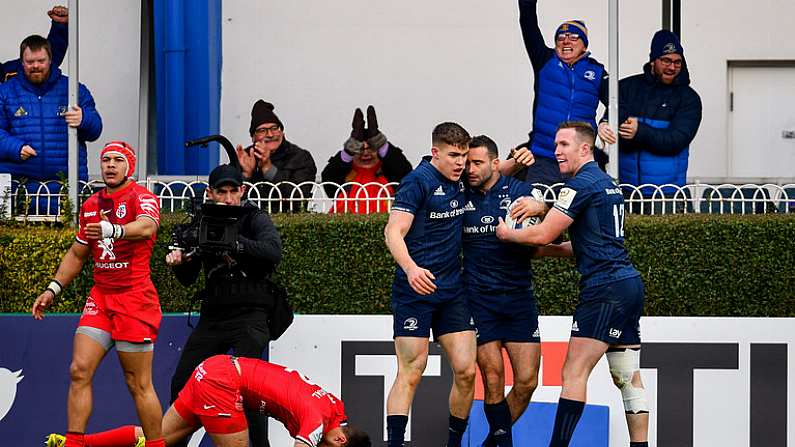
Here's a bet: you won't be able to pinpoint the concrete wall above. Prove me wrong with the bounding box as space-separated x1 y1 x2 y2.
220 0 795 182
0 0 141 177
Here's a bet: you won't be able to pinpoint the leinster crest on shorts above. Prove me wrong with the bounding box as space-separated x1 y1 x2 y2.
116 203 127 219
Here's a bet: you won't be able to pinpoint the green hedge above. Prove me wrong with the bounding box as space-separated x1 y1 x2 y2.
1 214 793 316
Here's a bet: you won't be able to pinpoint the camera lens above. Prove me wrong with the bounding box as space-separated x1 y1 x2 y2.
206 223 225 242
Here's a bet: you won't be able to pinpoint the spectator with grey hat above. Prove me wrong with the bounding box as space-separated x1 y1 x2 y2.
500 0 609 186
598 29 702 198
321 105 412 213
165 160 283 447
236 99 317 212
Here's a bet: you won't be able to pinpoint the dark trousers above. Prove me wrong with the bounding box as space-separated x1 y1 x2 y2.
524 155 564 186
170 315 271 447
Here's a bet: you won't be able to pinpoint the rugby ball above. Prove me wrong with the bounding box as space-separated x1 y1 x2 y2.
504 189 545 229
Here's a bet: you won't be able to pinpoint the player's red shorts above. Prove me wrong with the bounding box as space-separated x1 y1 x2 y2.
78 282 161 343
174 355 248 434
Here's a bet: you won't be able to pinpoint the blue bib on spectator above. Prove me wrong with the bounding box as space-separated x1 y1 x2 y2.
532 55 603 161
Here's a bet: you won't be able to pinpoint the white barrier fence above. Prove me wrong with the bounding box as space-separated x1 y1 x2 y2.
2 178 794 220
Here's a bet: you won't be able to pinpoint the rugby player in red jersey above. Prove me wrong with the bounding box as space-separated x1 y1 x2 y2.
48 355 371 447
33 141 165 447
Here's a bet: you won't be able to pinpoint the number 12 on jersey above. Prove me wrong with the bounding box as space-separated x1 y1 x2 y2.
612 204 625 238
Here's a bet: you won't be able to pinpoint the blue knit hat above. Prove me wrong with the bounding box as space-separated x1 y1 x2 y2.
649 29 684 61
556 20 589 48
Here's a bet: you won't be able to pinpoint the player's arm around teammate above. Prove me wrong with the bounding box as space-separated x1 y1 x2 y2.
497 123 648 447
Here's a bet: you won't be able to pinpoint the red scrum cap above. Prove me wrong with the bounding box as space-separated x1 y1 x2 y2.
101 141 136 177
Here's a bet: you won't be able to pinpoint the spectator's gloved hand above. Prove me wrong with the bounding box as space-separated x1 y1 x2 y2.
344 108 365 156
365 105 387 150
48 5 69 24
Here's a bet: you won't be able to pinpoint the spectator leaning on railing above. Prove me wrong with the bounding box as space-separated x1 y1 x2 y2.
321 105 412 213
236 100 317 212
598 30 702 195
0 33 102 185
1 6 69 83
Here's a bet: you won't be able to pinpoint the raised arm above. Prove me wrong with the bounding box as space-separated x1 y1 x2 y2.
518 0 554 69
47 5 70 69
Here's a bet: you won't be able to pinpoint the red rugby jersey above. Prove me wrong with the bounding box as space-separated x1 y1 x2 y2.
76 181 160 291
237 357 348 446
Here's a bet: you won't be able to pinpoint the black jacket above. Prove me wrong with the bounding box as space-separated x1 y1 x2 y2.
172 202 282 321
246 139 317 212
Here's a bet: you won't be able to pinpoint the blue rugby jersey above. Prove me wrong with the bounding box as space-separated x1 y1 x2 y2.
391 157 466 294
462 175 537 295
553 161 640 289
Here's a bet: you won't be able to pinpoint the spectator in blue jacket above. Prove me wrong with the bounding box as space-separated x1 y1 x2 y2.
0 33 102 184
598 30 702 196
1 6 69 83
501 0 609 186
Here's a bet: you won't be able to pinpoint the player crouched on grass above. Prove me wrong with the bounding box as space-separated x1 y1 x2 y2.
48 355 371 447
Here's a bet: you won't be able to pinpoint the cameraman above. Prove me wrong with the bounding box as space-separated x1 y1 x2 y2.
165 163 282 447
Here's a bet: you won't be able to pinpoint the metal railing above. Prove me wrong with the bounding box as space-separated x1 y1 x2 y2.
2 179 794 221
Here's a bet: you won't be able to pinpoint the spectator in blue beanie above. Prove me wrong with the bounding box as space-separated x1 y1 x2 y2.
501 0 609 186
598 29 702 197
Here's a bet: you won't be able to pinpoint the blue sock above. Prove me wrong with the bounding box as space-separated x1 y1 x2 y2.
483 400 513 447
447 414 468 447
630 443 649 447
548 397 585 447
387 414 408 447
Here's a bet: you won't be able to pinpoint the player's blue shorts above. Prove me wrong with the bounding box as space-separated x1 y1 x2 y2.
468 288 540 345
571 275 644 345
392 284 475 339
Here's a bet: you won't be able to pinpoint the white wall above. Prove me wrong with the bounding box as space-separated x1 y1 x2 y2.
4 2 791 181
220 0 795 182
0 0 141 177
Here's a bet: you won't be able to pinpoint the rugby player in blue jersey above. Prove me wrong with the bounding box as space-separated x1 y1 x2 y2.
464 135 570 447
496 122 649 447
383 122 476 447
